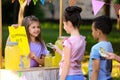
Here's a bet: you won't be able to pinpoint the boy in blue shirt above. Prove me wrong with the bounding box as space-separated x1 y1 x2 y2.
88 15 113 80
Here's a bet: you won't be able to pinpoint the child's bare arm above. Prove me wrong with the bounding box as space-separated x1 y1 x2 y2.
29 52 45 66
60 46 70 80
18 0 27 26
91 59 100 80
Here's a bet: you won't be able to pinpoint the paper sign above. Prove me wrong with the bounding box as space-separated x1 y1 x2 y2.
8 26 30 68
9 26 30 55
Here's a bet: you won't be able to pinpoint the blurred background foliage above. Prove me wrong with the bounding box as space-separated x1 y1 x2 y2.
113 0 120 4
2 0 46 24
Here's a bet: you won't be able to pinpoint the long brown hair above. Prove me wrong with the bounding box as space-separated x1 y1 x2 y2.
22 15 45 48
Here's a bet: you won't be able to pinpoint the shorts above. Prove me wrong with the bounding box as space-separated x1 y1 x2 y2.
58 75 85 80
107 77 113 80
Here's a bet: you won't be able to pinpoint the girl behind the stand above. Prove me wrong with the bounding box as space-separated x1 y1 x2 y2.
22 15 49 67
7 0 49 67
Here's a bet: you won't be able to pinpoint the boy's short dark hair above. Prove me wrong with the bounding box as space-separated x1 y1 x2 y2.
93 15 112 35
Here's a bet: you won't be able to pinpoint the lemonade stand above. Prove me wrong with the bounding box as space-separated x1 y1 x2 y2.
1 26 60 80
0 0 64 80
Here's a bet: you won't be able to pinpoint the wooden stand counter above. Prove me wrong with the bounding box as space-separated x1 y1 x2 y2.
0 67 59 80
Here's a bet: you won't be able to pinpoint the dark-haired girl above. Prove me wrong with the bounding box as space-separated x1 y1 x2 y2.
54 6 86 80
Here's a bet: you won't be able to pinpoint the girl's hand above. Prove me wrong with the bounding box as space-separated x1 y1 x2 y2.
53 45 62 55
53 45 59 52
29 52 36 59
18 0 27 26
11 24 19 28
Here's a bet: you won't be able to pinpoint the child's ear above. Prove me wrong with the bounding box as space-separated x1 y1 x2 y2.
96 29 101 35
67 21 73 27
97 32 100 35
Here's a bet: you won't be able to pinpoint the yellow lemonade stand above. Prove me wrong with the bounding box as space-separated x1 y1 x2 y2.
0 0 64 69
0 0 63 80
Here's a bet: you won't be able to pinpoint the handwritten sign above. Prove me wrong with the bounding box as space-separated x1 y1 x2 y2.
8 26 30 68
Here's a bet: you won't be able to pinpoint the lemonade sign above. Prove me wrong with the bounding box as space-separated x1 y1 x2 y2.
8 26 30 69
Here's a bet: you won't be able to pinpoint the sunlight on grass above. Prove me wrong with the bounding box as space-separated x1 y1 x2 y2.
112 61 120 77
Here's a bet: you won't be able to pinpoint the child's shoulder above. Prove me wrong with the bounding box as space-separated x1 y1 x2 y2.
92 41 112 51
94 41 111 46
91 42 103 50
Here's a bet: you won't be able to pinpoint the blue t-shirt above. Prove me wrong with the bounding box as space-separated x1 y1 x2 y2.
88 41 113 80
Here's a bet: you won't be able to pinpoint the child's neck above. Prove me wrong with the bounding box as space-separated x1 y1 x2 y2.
30 36 37 42
71 29 80 36
98 35 108 42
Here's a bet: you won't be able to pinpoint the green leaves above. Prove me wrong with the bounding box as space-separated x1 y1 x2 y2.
113 0 120 4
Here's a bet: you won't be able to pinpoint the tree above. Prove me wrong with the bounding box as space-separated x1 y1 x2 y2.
113 0 120 4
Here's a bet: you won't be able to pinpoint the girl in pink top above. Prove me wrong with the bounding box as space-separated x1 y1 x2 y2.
54 6 86 80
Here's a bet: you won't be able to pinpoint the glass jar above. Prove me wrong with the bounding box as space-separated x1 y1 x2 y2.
45 53 52 67
5 42 20 70
54 36 67 67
